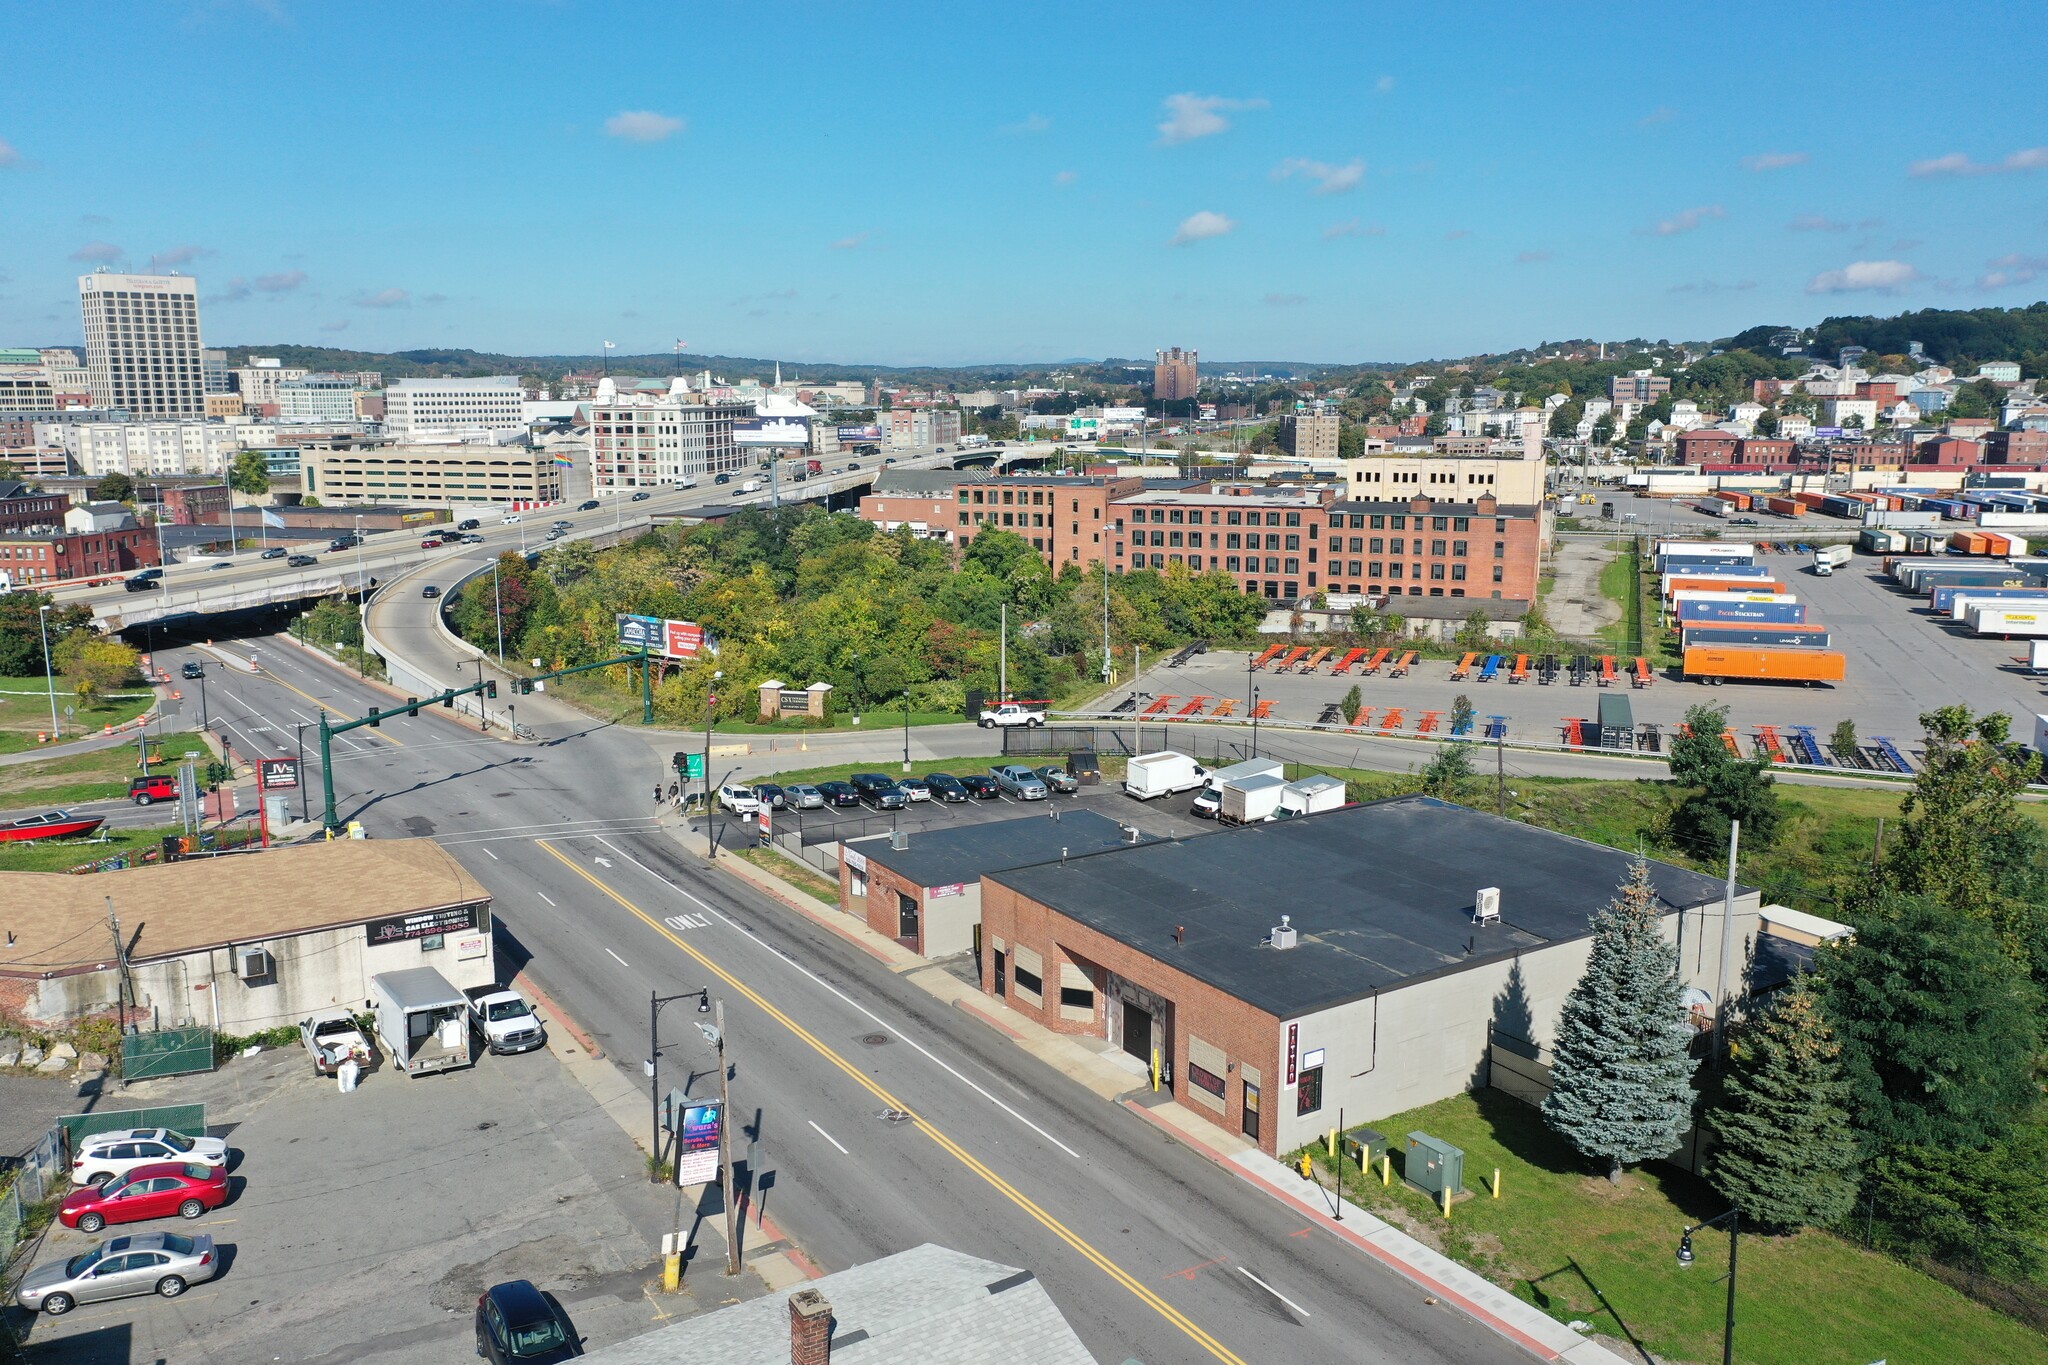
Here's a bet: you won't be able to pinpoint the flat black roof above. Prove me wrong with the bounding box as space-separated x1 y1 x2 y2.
855 808 1156 889
986 795 1733 1017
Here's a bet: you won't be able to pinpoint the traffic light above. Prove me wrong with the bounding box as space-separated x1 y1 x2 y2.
368 706 382 728
442 692 454 708
485 680 498 699
514 678 534 695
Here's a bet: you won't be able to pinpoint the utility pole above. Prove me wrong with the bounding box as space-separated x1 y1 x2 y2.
999 602 1007 701
703 670 722 859
1495 726 1506 817
1714 819 1741 1068
712 999 738 1276
295 722 309 823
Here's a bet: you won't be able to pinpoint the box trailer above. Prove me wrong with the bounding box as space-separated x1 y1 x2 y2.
1656 541 1754 567
1683 647 1846 685
1665 576 1787 596
1596 694 1634 748
1860 528 1907 553
1189 757 1284 818
1123 750 1208 800
1812 544 1853 575
1277 775 1347 818
2029 644 2048 673
1671 589 1798 608
1218 773 1289 825
1675 599 1809 625
1681 625 1833 650
1968 606 2048 638
1940 588 2048 620
370 968 476 1078
1764 496 1808 517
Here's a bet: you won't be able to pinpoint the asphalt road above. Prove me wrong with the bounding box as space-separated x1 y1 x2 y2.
149 631 1532 1365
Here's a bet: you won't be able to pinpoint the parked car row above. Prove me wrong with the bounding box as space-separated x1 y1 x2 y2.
720 764 1082 817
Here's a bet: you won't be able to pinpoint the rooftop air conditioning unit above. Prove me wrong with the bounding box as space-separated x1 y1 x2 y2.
889 830 908 851
236 946 271 981
1473 887 1501 927
1270 915 1298 951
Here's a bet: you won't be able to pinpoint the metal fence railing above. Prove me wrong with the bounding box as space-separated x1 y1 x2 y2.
59 1103 207 1152
1 1126 65 1281
121 1026 216 1081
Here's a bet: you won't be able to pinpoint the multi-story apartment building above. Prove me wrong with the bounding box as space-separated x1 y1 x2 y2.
1278 411 1340 460
0 514 160 588
78 271 206 418
34 419 261 478
1321 493 1542 605
1110 488 1335 600
0 483 70 533
277 373 361 425
0 367 56 411
950 474 1145 569
383 377 524 441
1609 370 1671 405
1342 446 1546 509
299 441 563 506
232 358 308 410
587 387 752 490
202 348 232 395
883 408 962 450
1154 347 1199 401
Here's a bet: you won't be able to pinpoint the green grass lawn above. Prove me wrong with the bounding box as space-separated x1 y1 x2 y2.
734 845 841 904
0 729 215 807
0 823 182 874
0 674 156 754
1296 1092 2048 1365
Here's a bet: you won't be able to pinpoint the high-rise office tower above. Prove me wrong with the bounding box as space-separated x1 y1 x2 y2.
78 270 206 418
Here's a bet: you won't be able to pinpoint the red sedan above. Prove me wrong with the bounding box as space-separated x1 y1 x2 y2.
59 1163 228 1233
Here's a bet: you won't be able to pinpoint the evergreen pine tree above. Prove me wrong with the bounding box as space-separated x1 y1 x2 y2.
1707 976 1862 1232
1541 858 1699 1182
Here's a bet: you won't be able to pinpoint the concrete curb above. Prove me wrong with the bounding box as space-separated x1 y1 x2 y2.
717 844 1633 1365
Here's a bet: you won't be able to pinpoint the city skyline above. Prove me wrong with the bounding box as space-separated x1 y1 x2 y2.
2 1 2044 365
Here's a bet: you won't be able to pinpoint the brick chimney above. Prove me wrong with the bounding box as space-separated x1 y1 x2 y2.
789 1288 833 1365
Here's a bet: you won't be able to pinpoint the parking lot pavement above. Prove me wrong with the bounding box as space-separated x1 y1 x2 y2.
714 780 1214 856
10 1036 765 1364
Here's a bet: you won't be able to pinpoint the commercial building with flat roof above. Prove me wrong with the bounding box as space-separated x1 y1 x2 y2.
300 441 563 506
1322 492 1542 606
384 376 524 441
979 796 1751 1157
953 473 1145 570
1110 487 1333 600
78 271 207 418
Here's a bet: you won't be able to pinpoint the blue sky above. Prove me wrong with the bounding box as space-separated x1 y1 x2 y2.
2 0 2044 366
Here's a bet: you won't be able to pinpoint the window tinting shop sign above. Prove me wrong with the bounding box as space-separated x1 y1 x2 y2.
365 904 479 944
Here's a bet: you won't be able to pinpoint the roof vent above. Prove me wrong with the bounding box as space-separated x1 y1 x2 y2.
889 830 908 851
1473 887 1501 927
1270 915 1298 951
1122 824 1141 844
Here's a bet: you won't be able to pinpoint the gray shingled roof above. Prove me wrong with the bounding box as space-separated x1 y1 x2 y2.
579 1244 1097 1365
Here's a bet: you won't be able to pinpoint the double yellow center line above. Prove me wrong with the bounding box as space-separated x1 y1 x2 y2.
536 839 1246 1365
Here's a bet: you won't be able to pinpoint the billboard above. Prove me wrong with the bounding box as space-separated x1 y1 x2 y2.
664 619 708 659
256 757 299 790
733 414 812 447
616 613 663 651
837 424 883 444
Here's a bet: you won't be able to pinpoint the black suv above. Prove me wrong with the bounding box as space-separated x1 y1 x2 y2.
180 661 205 680
849 773 906 810
123 576 160 592
578 500 600 511
457 519 481 531
922 773 969 802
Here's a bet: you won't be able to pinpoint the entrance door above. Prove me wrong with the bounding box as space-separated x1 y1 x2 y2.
896 892 919 946
994 949 1007 997
1242 1083 1261 1141
1122 1000 1153 1063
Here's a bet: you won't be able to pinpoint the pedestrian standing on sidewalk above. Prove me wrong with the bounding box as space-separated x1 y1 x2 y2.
653 785 663 804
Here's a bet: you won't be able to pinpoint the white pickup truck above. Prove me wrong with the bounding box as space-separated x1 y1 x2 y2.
299 1007 373 1077
977 702 1047 728
465 985 547 1056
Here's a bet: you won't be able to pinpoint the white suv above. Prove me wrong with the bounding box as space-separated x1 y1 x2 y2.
72 1128 228 1187
717 782 761 814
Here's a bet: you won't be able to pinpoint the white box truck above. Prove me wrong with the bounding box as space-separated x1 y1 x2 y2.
1190 757 1285 818
1812 544 1853 575
1219 773 1289 825
370 967 475 1077
1277 775 1347 818
1124 751 1207 800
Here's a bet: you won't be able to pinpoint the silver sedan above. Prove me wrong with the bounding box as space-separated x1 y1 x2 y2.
785 784 826 810
15 1232 218 1315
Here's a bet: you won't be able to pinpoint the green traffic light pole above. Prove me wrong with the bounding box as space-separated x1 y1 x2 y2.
316 648 655 833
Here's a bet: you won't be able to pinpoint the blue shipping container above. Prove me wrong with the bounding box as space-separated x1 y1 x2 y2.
1682 627 1832 649
1675 600 1809 625
1930 585 2048 613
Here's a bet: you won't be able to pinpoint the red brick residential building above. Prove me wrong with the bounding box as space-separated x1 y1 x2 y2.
1108 488 1332 599
1675 428 1740 465
0 524 159 586
1984 431 2048 464
955 474 1144 570
1321 493 1541 605
1910 437 1983 467
0 484 68 534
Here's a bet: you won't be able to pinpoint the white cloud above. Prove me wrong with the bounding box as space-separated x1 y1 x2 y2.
69 240 122 263
0 137 19 169
1646 204 1726 236
1323 219 1385 241
149 244 214 269
203 278 252 305
1806 259 1922 294
1262 292 1308 307
604 110 686 143
999 113 1051 135
1170 210 1236 246
1977 254 2048 289
1157 93 1267 146
1788 214 1847 232
1272 157 1365 195
1374 75 1396 94
255 270 307 292
1909 146 2048 177
1516 250 1552 263
1744 151 1808 171
351 287 411 308
829 233 869 250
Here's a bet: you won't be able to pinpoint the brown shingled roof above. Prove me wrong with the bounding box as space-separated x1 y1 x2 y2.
1 839 488 976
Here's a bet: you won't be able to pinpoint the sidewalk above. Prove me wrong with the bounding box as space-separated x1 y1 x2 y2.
712 840 1633 1365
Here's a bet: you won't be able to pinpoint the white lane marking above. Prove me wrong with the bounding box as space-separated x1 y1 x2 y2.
482 847 499 860
1236 1267 1310 1318
664 913 712 931
605 947 630 967
808 1120 849 1155
588 835 1082 1160
537 892 556 907
433 823 663 848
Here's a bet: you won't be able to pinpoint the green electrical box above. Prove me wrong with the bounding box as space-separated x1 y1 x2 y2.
1342 1126 1390 1168
1405 1131 1465 1199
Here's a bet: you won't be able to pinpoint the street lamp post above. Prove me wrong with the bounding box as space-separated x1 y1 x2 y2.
197 673 209 731
902 688 911 773
294 722 309 823
1251 684 1261 759
698 1002 741 1277
646 988 710 1183
490 557 506 665
353 515 366 677
702 670 723 859
1676 1207 1741 1365
36 604 58 738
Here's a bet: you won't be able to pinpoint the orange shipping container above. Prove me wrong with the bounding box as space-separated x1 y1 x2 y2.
1949 531 1990 554
1683 647 1847 683
1793 492 1828 508
1765 497 1807 516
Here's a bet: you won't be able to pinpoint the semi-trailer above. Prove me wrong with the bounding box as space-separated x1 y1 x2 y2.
1670 589 1798 608
1682 646 1847 684
1663 576 1787 596
1812 545 1853 575
1680 625 1833 650
1764 497 1808 517
1937 588 2048 618
1675 599 1809 625
1967 606 2048 638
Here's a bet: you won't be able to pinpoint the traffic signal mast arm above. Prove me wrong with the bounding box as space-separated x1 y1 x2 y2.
317 649 654 831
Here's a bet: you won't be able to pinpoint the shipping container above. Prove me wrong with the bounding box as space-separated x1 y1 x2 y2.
1935 587 2048 618
1860 528 1907 553
1793 492 1829 509
1683 646 1847 684
1671 589 1798 607
1713 490 1753 511
1681 626 1833 650
1764 496 1808 517
1674 600 1809 625
1968 606 2048 638
1665 577 1788 597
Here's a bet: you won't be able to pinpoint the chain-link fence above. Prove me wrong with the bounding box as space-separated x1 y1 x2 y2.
0 1126 63 1294
121 1026 216 1080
